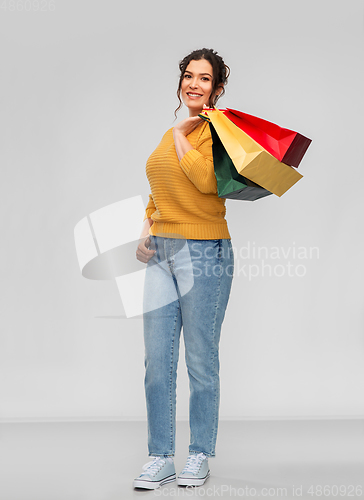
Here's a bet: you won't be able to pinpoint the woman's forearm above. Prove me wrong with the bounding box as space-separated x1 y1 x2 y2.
140 218 153 239
173 129 194 161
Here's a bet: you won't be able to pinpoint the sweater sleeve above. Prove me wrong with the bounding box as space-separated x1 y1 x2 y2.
143 193 156 221
179 125 218 194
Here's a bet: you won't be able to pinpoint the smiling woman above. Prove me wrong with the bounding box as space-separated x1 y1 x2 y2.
134 48 234 491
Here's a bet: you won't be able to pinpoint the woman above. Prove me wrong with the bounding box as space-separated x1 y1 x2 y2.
134 48 234 489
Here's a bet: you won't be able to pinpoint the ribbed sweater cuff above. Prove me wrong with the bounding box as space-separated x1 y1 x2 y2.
179 149 216 194
143 209 156 222
180 149 201 173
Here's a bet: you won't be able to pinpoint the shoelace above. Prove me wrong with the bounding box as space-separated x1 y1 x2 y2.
181 453 206 474
140 456 168 477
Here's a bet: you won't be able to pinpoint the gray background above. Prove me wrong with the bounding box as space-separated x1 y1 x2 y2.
1 0 363 422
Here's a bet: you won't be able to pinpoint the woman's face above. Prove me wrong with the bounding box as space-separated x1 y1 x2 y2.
181 59 218 116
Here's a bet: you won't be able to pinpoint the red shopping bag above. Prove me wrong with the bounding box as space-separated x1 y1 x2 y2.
221 108 312 168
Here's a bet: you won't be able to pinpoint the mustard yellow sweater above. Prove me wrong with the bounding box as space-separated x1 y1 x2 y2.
144 120 231 240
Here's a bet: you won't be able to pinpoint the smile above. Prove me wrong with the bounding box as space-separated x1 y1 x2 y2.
186 93 203 98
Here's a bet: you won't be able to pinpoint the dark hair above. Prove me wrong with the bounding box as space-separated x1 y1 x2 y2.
174 48 230 118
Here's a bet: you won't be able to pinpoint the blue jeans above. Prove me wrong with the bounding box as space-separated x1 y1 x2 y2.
142 236 234 458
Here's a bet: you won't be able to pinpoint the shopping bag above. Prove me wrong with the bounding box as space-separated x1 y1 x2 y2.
222 108 312 168
200 108 303 197
209 123 273 201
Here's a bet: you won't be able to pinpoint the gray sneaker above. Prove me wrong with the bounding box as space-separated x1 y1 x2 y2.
177 452 210 486
133 456 176 489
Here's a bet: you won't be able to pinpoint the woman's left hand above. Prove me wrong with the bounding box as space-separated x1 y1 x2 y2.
173 115 203 137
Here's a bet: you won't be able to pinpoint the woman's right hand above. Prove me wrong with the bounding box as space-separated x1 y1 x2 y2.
136 236 156 263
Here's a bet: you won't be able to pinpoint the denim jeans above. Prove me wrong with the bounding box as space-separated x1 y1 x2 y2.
142 236 234 458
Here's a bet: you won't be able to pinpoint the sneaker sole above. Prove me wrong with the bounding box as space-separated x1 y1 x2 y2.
134 473 176 489
177 471 210 487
